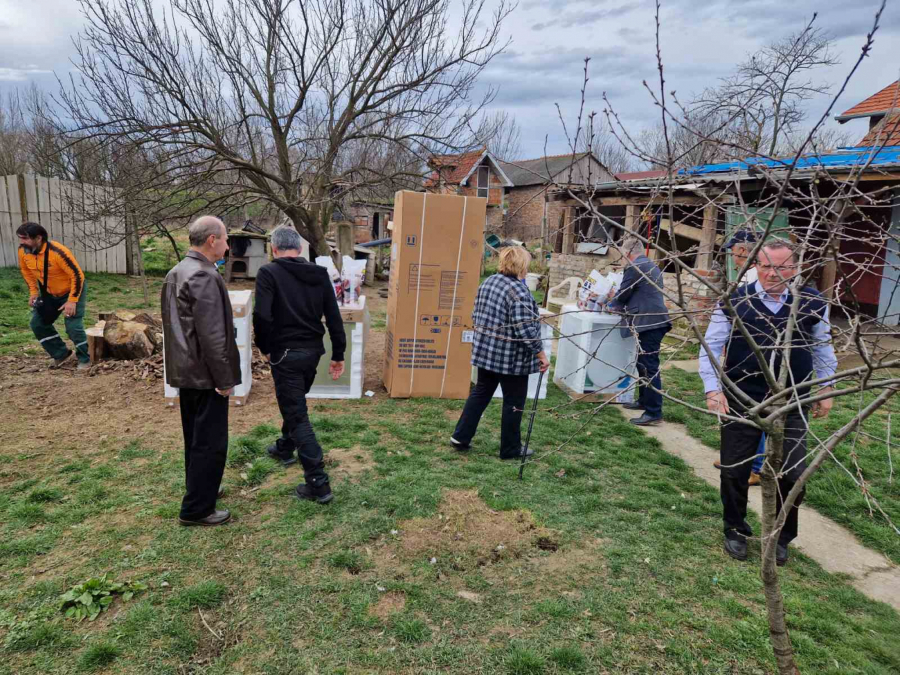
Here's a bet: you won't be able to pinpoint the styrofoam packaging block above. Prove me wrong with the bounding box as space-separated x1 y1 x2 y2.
233 315 250 349
231 346 253 404
308 302 369 400
553 304 637 395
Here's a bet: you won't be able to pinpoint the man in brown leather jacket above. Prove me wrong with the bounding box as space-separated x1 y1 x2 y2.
162 216 241 526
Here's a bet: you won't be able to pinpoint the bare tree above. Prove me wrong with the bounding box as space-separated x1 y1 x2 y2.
475 110 523 161
54 0 512 259
0 92 29 176
694 22 839 157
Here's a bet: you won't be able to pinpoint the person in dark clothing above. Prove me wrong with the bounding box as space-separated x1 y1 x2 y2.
699 241 837 566
161 216 241 527
608 238 671 426
451 246 549 459
253 225 346 504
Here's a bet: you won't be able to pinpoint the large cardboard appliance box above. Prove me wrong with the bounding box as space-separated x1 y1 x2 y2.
383 191 486 398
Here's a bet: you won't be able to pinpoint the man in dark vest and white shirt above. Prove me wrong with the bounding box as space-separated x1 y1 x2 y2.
699 240 837 566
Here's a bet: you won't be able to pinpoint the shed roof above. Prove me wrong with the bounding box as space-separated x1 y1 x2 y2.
498 152 595 186
681 146 900 176
424 149 512 188
836 80 900 121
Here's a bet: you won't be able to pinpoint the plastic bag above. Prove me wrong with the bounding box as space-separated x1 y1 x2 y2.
315 256 343 304
341 256 367 306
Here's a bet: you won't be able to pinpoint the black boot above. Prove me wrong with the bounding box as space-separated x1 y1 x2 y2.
295 482 333 504
267 443 298 467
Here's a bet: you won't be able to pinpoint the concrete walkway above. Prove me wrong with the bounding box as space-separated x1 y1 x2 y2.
621 408 900 612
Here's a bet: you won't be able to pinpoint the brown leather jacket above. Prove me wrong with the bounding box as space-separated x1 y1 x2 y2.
161 251 241 390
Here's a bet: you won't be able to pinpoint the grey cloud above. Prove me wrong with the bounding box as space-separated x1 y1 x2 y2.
532 2 640 31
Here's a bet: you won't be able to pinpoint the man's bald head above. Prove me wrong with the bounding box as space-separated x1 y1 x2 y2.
188 216 226 247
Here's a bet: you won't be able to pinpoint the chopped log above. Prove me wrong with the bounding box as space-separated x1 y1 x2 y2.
86 321 107 362
103 311 160 360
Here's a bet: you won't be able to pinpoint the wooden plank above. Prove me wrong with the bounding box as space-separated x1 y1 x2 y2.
658 218 725 244
47 177 63 249
59 180 74 255
696 203 719 271
36 175 51 237
74 181 91 273
0 176 12 267
624 204 639 234
4 176 24 267
112 188 126 274
23 175 38 220
561 208 575 254
86 321 107 362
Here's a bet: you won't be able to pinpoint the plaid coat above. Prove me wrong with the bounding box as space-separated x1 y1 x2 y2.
471 274 543 375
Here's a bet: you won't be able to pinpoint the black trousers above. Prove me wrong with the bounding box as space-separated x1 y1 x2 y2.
454 367 529 458
179 388 229 520
721 403 807 546
635 326 669 418
271 348 329 487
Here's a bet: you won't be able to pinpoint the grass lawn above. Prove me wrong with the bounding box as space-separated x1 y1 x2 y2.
0 268 164 357
2 386 900 672
662 367 900 565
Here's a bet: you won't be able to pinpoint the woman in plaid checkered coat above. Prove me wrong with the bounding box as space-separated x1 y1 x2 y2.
451 247 550 460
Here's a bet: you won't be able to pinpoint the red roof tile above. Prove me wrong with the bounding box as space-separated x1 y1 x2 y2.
424 149 486 188
857 112 900 147
838 80 900 119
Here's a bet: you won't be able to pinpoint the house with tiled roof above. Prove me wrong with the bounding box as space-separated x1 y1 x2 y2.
836 80 900 147
496 153 612 241
424 149 512 232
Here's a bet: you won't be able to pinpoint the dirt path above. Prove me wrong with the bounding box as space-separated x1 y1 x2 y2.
621 407 900 612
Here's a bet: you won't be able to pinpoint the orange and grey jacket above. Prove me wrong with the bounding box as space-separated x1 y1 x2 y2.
18 241 85 303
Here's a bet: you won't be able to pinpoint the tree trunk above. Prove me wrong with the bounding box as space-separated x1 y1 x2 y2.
759 421 800 675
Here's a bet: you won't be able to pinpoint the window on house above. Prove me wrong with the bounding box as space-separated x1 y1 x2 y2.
477 166 489 199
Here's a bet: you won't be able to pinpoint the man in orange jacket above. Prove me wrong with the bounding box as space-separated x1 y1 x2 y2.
17 222 90 370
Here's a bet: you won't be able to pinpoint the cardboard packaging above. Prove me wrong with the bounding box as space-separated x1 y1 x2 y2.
383 191 486 398
308 296 370 400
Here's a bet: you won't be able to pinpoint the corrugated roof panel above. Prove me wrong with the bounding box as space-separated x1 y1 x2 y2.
681 147 900 175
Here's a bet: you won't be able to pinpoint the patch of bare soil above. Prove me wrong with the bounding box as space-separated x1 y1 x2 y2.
325 445 374 481
372 489 555 574
368 591 407 620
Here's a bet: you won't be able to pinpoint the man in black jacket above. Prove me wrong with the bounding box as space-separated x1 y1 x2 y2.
608 238 671 426
253 225 346 504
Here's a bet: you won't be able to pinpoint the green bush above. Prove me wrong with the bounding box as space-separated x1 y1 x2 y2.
59 574 148 622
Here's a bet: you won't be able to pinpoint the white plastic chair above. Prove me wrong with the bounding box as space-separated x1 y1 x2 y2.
547 276 582 316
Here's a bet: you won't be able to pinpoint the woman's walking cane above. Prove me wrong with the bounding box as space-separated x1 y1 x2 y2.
518 370 544 480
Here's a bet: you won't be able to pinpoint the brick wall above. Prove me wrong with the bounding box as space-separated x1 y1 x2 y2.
548 251 625 288
663 268 722 333
503 185 566 243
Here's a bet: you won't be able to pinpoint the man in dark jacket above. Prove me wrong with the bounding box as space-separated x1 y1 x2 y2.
254 225 346 504
609 238 671 426
162 216 241 526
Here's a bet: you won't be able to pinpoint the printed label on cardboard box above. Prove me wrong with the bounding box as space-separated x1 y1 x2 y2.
461 330 475 343
407 263 439 293
419 314 461 327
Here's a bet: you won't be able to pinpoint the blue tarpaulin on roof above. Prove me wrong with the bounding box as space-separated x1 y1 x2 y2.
681 146 900 175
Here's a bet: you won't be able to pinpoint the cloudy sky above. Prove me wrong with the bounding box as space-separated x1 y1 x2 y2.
1 0 898 161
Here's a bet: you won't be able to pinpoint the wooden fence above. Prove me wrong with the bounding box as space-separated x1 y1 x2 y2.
0 175 129 274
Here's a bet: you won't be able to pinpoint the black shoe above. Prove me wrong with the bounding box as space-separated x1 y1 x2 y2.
179 509 231 527
776 544 789 567
450 437 471 451
295 482 333 504
500 447 534 460
267 444 298 467
630 413 662 426
723 538 748 561
622 402 645 411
